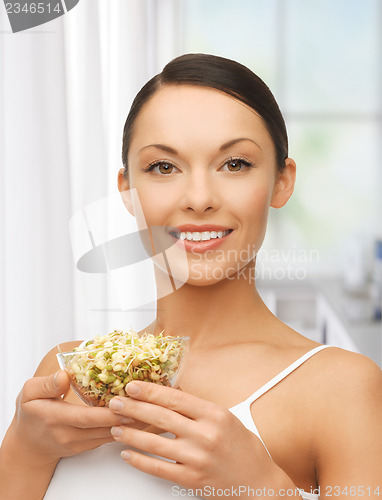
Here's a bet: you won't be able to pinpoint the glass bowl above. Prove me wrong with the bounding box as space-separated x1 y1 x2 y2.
56 332 190 407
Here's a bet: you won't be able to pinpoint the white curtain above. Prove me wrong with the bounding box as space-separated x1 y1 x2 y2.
0 0 182 441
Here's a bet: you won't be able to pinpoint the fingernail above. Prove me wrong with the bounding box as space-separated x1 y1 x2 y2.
121 450 131 461
109 398 124 411
120 417 135 425
53 371 60 387
111 426 122 437
126 382 140 396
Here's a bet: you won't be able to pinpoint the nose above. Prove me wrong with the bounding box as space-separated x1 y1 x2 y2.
181 167 219 214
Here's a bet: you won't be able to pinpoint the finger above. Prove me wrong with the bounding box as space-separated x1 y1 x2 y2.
109 397 188 436
119 381 213 419
65 435 117 455
69 425 120 441
120 448 186 484
21 371 70 402
110 420 161 433
24 371 69 402
25 397 134 429
62 403 135 429
111 426 185 463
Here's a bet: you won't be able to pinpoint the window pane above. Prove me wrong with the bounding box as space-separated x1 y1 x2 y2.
181 0 280 89
283 0 381 113
264 120 380 276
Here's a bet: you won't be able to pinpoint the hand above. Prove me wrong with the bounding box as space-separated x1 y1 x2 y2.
10 370 132 465
108 381 289 495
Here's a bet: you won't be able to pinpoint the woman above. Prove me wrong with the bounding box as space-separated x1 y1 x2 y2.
1 54 381 499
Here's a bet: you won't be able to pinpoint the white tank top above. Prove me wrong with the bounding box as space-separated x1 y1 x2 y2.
44 345 332 500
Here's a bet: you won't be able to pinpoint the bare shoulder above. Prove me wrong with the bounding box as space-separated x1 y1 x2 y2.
34 340 83 377
313 346 382 397
309 346 382 487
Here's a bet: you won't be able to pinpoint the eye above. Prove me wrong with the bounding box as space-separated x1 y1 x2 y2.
145 161 178 175
221 158 253 172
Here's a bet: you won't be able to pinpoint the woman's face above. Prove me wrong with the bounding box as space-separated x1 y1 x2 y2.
121 84 294 286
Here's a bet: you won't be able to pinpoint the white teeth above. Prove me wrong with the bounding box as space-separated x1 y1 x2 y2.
178 230 231 241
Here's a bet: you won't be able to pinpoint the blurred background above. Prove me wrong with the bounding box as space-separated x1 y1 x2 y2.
1 0 381 439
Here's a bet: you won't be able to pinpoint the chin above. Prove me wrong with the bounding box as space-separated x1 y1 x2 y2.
184 276 224 287
184 262 244 287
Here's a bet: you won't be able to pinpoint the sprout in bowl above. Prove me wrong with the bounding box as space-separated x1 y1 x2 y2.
57 329 190 407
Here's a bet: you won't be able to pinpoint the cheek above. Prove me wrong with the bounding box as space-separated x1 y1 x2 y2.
236 181 273 229
132 183 177 227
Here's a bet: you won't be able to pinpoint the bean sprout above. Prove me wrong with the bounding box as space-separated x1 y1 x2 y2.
62 329 187 407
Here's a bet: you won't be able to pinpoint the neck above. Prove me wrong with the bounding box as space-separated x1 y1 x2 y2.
147 261 274 351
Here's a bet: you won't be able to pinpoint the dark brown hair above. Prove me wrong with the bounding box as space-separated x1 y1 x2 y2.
122 53 288 173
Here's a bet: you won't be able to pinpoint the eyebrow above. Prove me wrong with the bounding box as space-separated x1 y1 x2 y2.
138 137 262 155
219 137 262 151
138 144 178 154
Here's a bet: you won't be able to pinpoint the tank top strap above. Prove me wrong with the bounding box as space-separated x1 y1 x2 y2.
243 344 333 407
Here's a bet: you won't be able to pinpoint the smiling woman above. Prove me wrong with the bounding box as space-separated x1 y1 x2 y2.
118 55 295 290
1 54 381 500
120 84 294 287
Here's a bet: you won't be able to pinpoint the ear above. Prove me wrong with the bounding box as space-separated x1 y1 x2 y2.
118 168 135 216
270 158 296 209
